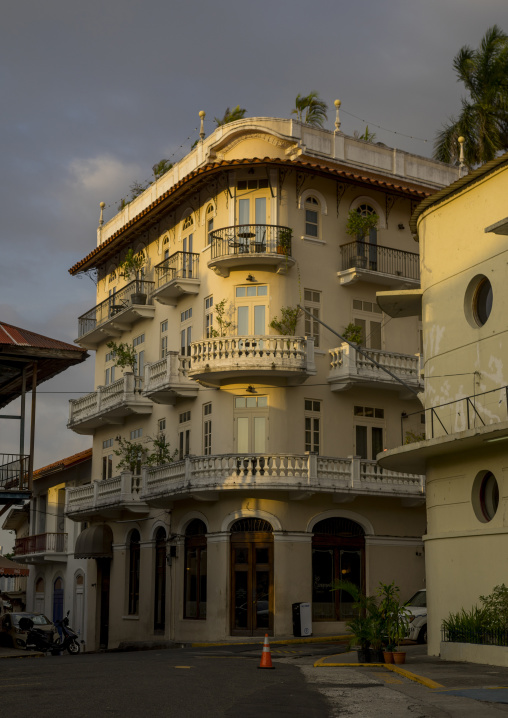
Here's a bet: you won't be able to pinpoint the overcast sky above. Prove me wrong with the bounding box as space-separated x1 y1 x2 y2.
2 0 508 550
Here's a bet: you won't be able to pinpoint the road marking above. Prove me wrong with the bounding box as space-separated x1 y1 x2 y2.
313 656 444 690
174 666 193 669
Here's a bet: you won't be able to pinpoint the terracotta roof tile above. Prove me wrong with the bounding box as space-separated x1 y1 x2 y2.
0 322 84 353
33 448 92 479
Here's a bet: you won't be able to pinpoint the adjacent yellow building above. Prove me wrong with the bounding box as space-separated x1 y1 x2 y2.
66 114 458 650
379 153 508 666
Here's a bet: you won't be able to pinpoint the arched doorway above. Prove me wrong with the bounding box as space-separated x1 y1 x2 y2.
154 527 166 632
230 518 273 636
311 517 365 622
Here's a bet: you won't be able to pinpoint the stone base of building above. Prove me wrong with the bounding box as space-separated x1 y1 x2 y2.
440 642 508 667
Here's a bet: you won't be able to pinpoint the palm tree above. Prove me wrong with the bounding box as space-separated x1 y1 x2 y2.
292 92 328 127
214 105 247 127
434 25 508 167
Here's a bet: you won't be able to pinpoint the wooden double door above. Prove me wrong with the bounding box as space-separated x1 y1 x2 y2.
230 532 273 636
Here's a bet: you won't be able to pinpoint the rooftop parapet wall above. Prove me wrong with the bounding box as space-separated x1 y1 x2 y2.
96 117 460 248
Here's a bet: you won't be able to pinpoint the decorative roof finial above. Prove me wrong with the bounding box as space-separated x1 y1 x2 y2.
458 136 465 175
99 201 105 227
334 99 341 133
199 111 206 141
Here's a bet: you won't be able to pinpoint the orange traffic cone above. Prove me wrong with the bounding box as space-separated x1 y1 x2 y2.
258 633 275 669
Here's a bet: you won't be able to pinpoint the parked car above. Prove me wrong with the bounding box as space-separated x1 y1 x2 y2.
0 612 57 649
405 589 427 643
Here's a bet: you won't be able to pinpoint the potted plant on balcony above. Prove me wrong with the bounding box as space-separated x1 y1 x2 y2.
342 323 363 345
119 248 147 305
269 306 302 336
277 227 292 256
106 341 137 374
345 209 378 269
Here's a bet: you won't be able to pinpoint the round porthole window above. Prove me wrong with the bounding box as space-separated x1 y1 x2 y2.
472 470 499 522
464 275 493 328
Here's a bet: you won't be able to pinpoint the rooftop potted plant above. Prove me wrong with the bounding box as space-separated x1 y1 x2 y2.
119 248 147 305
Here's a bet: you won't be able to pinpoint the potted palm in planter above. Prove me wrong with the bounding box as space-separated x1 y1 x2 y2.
277 227 292 256
333 579 377 663
119 248 147 305
377 581 411 664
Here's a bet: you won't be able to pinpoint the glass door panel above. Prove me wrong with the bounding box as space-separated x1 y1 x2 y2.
237 306 249 335
237 418 249 453
231 539 273 636
339 550 362 618
312 548 335 620
253 417 266 453
254 305 265 335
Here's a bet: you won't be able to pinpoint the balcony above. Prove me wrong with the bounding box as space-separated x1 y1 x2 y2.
0 454 29 491
143 352 199 404
65 473 149 520
337 241 420 287
188 336 316 386
328 343 423 394
14 533 67 563
140 454 424 505
151 252 200 306
76 279 155 349
68 373 152 435
208 225 296 277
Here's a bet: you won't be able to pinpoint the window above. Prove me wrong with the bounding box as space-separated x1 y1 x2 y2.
184 520 207 619
105 365 116 386
205 296 214 338
203 403 212 455
180 308 193 356
304 289 321 347
234 395 268 453
206 204 215 245
305 196 319 237
134 350 145 379
472 470 499 523
102 453 113 480
133 334 145 348
102 438 114 449
163 236 170 260
354 406 385 460
352 299 383 349
161 320 168 358
130 428 143 440
473 277 493 326
305 400 321 453
154 527 166 632
236 285 268 336
182 214 193 231
158 418 166 432
237 179 269 190
128 530 140 615
179 412 191 459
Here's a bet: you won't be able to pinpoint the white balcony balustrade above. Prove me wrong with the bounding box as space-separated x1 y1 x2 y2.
137 453 424 506
65 472 149 520
188 336 316 386
68 373 152 435
143 352 199 404
328 343 423 394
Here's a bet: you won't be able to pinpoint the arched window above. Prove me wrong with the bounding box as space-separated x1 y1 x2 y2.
305 196 320 238
128 530 140 615
312 518 365 622
206 204 214 245
182 214 194 231
154 527 166 632
184 520 207 620
181 215 194 277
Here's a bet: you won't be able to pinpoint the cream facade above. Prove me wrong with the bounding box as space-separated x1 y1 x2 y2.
378 154 508 665
67 116 459 649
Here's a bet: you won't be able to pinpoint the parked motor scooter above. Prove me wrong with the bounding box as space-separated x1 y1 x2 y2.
19 611 80 655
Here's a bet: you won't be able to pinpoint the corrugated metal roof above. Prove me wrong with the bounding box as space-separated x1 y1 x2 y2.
69 156 434 275
0 322 83 352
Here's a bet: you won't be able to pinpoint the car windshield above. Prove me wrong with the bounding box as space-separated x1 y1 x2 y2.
12 613 52 627
406 590 426 608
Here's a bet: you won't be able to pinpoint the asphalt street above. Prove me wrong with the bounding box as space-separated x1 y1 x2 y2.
3 642 508 717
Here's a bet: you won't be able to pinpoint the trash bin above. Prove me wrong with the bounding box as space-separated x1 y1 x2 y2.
292 602 312 637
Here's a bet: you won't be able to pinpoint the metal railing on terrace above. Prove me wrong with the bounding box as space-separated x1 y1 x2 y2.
210 224 292 259
0 454 29 490
340 240 420 281
78 279 154 338
14 532 67 556
154 251 199 287
402 385 508 442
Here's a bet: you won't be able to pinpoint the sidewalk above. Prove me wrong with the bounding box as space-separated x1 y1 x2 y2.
315 643 508 707
0 645 43 659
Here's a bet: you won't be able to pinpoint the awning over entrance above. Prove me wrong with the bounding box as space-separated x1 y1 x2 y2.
74 524 113 559
0 554 29 576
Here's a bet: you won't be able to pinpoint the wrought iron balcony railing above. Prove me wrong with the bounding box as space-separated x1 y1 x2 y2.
210 224 292 259
0 454 29 490
155 251 199 286
78 279 155 338
14 532 67 557
340 241 419 282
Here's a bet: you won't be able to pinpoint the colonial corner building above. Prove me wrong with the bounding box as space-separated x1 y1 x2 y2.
379 152 508 666
67 115 458 650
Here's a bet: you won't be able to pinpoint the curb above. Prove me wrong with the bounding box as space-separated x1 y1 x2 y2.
191 635 350 648
313 656 444 690
0 652 45 660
